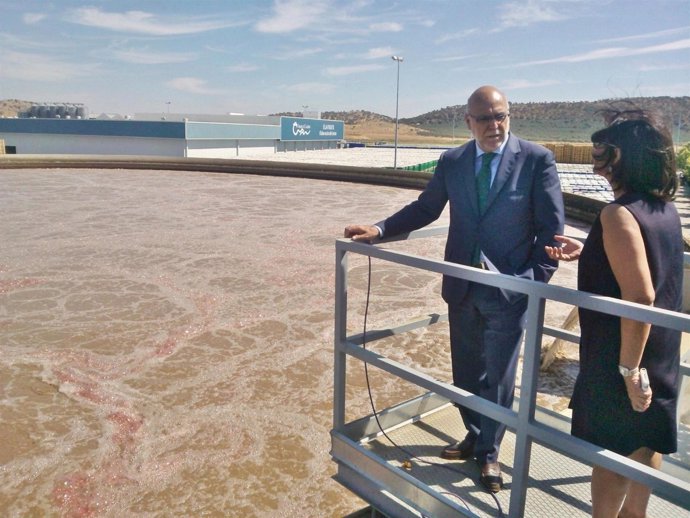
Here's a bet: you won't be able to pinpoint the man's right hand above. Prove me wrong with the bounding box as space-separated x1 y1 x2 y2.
344 224 380 243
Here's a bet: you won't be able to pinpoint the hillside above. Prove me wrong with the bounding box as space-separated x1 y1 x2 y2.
399 96 690 143
0 99 33 118
283 97 690 144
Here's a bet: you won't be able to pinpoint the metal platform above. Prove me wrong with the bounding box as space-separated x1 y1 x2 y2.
333 395 690 517
332 232 690 518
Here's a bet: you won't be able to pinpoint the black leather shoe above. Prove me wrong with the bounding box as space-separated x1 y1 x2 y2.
440 436 476 460
479 462 503 493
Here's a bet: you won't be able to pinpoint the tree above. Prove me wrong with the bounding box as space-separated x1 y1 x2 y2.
678 143 690 182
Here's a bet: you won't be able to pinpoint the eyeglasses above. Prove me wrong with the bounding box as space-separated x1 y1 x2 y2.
468 112 510 124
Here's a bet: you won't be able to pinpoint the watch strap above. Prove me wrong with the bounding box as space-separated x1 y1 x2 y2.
618 365 639 377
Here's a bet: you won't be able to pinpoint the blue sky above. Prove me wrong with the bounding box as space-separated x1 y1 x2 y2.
1 0 689 118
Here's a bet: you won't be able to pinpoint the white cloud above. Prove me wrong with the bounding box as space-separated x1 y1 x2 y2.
369 22 402 32
637 62 690 72
111 49 197 65
597 26 690 44
365 46 396 59
638 82 690 97
255 0 329 33
498 0 567 29
503 79 562 90
435 29 479 45
324 64 385 76
272 47 324 60
23 13 47 24
70 7 236 35
167 77 224 95
433 53 481 63
226 63 260 73
0 50 95 82
205 46 230 54
286 82 336 93
518 38 690 66
0 32 58 51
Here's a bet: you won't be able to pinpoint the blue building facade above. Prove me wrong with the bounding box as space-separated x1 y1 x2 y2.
0 115 344 157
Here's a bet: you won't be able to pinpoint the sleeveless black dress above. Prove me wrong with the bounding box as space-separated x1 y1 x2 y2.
571 192 683 455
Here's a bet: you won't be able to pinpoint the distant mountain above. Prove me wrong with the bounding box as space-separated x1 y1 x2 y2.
400 96 690 142
0 99 33 117
321 110 395 125
272 109 394 125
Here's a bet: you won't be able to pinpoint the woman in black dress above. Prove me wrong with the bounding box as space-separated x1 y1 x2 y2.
546 107 682 518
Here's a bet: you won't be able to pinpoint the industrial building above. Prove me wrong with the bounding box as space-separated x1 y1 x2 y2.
0 112 344 158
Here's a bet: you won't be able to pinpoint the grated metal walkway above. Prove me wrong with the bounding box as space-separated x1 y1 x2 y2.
349 403 690 518
557 163 613 202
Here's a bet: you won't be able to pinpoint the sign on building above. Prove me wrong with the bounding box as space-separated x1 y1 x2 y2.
280 117 344 141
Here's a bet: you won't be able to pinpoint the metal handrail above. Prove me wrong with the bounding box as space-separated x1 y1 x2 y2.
333 226 690 517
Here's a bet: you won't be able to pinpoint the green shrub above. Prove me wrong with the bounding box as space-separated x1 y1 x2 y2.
678 143 690 176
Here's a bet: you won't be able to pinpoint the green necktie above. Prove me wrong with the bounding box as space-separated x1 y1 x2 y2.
476 152 495 214
472 152 495 265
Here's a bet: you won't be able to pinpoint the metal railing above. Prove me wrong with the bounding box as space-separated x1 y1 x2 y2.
332 226 690 518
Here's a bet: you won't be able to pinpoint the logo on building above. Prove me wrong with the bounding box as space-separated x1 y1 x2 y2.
292 121 311 136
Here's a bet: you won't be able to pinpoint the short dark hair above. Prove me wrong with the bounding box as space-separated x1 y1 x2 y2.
591 104 677 201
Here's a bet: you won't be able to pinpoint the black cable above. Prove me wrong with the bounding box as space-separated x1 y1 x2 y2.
360 255 505 518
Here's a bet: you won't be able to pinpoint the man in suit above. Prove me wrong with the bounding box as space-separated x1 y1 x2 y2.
344 85 564 493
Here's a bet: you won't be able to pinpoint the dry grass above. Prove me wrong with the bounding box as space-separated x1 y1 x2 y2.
346 119 595 164
345 120 466 146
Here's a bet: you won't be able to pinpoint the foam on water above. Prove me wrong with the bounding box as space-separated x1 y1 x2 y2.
0 168 456 517
0 167 596 516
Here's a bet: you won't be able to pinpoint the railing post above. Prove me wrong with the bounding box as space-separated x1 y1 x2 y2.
509 294 546 517
333 241 348 429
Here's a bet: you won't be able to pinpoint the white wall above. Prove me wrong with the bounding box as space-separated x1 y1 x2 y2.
185 139 277 158
0 133 186 156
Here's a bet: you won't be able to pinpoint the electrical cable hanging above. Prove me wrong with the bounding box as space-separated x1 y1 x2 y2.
360 255 505 518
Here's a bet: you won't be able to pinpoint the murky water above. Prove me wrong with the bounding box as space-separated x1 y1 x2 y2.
1 168 685 517
0 168 460 517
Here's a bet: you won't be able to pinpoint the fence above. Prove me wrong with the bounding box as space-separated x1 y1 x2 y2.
332 226 690 517
401 160 438 173
400 144 594 174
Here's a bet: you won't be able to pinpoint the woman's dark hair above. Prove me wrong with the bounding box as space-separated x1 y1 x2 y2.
590 103 677 200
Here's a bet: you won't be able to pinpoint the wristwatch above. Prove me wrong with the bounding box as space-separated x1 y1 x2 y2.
618 365 639 377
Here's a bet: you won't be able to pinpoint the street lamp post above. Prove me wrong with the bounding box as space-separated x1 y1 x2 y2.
391 55 403 168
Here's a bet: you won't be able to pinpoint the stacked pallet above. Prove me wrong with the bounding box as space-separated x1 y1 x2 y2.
542 143 593 164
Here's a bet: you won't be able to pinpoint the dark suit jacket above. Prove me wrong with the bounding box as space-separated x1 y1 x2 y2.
377 134 565 305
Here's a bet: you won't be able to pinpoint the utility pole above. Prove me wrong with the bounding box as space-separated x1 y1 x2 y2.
391 55 404 168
